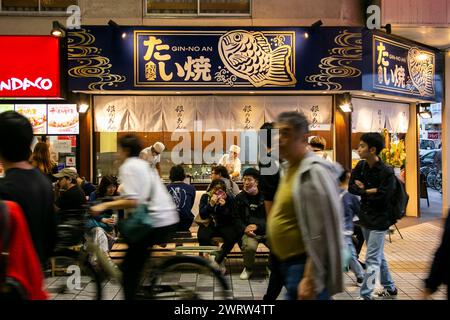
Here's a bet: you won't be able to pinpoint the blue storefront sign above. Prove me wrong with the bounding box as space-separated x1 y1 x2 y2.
362 30 443 102
68 26 363 92
67 27 442 101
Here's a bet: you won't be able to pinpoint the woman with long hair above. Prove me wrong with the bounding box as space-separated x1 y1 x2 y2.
30 142 58 182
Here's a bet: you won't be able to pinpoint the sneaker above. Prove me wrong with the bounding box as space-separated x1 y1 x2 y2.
374 287 398 298
356 277 364 287
240 268 252 280
356 296 373 300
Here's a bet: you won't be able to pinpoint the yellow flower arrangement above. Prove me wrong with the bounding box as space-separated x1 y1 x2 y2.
380 129 406 168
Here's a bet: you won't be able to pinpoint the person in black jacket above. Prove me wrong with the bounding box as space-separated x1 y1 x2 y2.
197 179 239 273
258 122 283 301
349 132 398 300
0 111 56 270
235 168 266 280
424 212 449 300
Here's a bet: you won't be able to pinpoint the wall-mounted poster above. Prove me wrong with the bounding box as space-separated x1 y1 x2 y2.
15 104 47 134
0 105 14 113
48 104 79 134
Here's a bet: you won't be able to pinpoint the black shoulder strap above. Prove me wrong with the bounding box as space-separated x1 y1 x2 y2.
0 200 11 285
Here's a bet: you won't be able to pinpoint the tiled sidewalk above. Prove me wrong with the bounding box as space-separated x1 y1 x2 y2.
46 219 448 300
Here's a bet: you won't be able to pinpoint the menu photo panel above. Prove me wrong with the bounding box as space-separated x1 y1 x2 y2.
48 104 80 135
15 104 47 134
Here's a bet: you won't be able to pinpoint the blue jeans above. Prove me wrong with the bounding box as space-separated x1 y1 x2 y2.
360 227 396 299
279 256 330 300
344 235 365 279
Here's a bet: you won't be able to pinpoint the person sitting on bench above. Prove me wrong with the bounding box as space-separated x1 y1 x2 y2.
235 168 267 280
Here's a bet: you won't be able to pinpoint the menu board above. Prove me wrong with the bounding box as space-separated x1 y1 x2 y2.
15 104 47 134
0 105 14 113
48 104 79 134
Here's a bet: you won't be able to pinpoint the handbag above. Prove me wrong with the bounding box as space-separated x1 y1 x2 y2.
118 185 155 245
194 213 212 228
118 203 154 244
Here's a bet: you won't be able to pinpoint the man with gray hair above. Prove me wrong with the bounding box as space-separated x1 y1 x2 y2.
266 111 345 300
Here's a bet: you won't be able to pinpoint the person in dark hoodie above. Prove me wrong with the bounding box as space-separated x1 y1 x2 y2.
235 167 266 280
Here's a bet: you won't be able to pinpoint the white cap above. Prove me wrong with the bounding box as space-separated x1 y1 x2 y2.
152 142 165 154
67 167 78 174
229 145 240 154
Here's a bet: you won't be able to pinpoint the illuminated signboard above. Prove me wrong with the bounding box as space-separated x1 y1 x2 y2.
0 36 61 98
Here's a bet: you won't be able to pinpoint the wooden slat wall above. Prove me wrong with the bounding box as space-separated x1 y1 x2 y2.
382 0 450 25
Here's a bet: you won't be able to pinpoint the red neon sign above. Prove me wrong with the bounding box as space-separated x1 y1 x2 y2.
0 36 61 98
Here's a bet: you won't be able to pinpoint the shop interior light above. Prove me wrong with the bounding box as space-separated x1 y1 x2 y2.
339 103 353 113
339 92 353 113
78 103 89 113
304 32 309 39
51 21 66 37
418 103 432 119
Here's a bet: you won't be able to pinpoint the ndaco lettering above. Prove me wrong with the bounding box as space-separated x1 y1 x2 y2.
0 77 53 91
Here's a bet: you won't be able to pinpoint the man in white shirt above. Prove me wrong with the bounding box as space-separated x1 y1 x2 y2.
139 141 165 177
218 144 242 180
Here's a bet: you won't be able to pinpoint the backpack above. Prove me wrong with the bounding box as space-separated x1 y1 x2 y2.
389 176 409 225
0 201 27 300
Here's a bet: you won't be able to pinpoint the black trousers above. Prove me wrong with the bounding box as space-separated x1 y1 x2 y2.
121 224 178 300
263 252 284 301
197 224 239 264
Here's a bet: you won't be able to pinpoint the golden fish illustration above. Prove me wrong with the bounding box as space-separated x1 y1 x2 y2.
218 30 296 87
407 47 435 97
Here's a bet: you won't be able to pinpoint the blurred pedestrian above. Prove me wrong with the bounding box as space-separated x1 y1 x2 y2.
91 134 178 300
267 111 344 300
0 111 56 270
258 122 284 301
339 169 364 286
424 212 449 300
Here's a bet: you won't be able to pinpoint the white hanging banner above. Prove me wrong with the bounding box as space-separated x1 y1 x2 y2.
298 96 333 131
135 96 163 132
229 96 265 131
352 99 382 133
196 96 231 131
160 96 196 131
264 96 298 123
94 96 138 132
385 102 410 133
